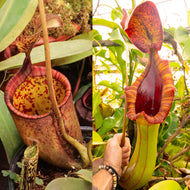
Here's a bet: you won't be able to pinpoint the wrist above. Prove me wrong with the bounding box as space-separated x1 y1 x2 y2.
99 164 120 190
103 160 122 176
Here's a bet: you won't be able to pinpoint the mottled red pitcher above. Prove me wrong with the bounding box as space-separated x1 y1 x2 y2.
5 64 84 169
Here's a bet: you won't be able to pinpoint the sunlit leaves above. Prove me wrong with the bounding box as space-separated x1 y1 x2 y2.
177 75 185 100
98 107 124 136
175 26 189 44
93 91 103 130
92 131 105 158
98 80 123 93
111 7 123 21
174 26 190 60
149 180 182 190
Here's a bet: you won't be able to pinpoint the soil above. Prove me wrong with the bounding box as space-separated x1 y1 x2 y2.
12 127 92 190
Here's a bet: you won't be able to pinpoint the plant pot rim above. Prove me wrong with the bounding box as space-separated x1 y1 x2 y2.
5 66 72 119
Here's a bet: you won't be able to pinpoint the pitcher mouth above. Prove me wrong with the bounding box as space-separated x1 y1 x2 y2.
5 66 71 119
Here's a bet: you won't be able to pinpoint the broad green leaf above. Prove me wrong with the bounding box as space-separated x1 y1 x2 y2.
174 26 189 44
0 0 38 51
164 28 176 37
73 83 92 103
109 28 125 47
167 114 179 136
0 39 92 71
183 38 190 60
98 107 124 136
72 31 92 41
93 29 102 41
94 108 103 130
45 177 91 190
98 80 123 93
177 75 185 100
93 91 101 116
93 18 128 39
0 91 23 163
92 131 105 157
93 131 103 144
93 92 103 130
73 169 92 183
149 180 182 190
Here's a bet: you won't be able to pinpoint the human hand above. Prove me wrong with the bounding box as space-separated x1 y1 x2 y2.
103 134 131 176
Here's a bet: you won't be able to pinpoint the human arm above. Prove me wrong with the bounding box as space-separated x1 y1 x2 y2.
92 134 131 190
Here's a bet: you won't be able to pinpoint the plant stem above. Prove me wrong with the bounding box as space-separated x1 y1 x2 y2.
38 0 90 168
149 175 190 183
121 94 128 147
73 58 85 99
121 46 129 147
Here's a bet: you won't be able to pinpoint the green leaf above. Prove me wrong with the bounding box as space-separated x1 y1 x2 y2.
93 91 101 116
177 75 185 99
1 170 10 177
149 180 182 190
183 38 190 60
16 162 22 168
45 177 91 190
109 28 125 47
93 92 103 130
0 0 38 51
167 114 179 136
98 107 124 136
111 8 122 21
0 91 23 163
164 28 176 37
92 131 105 157
0 39 92 71
93 29 102 41
174 26 189 44
93 131 103 144
73 169 92 183
73 83 92 103
169 62 180 68
35 177 44 185
98 80 123 93
93 18 128 39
